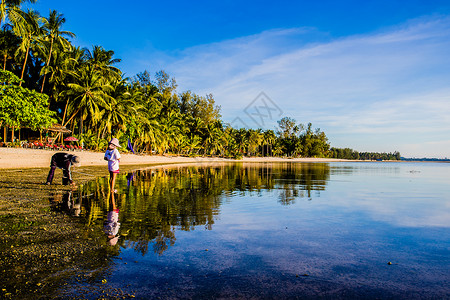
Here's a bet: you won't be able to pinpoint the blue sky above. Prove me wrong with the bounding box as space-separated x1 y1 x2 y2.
26 0 450 158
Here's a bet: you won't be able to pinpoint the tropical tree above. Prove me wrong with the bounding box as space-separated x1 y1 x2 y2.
231 128 249 155
10 8 42 84
0 69 56 141
185 116 205 154
0 25 20 70
277 116 301 139
45 45 80 112
128 71 164 153
159 109 182 154
99 77 136 140
203 120 225 155
276 117 302 156
39 9 74 92
262 129 276 156
83 45 121 81
222 126 239 158
63 63 113 140
247 129 263 156
299 123 330 157
0 0 37 28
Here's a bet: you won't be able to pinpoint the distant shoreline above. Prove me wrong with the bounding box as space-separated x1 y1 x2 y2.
400 157 450 162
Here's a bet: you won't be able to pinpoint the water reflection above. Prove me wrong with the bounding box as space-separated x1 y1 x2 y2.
104 193 120 246
51 162 449 299
50 190 81 217
273 163 329 203
71 163 330 255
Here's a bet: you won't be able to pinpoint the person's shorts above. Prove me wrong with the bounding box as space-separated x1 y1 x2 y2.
110 169 120 174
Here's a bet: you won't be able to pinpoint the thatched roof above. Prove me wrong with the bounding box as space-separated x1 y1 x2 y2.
46 124 72 133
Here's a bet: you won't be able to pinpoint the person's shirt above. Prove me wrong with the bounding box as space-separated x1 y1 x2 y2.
104 148 121 171
103 209 120 237
52 152 75 169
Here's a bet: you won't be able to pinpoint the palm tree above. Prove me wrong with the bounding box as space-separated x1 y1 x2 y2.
129 92 162 154
0 25 20 70
222 126 237 157
233 128 249 155
39 45 83 138
10 8 42 85
185 116 205 154
159 109 182 154
0 0 37 28
203 121 225 156
99 77 136 140
44 45 76 110
247 129 263 156
83 45 121 81
263 129 277 156
40 9 75 92
135 115 162 154
63 64 114 138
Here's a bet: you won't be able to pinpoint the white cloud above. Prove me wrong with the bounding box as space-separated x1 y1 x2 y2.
131 15 450 157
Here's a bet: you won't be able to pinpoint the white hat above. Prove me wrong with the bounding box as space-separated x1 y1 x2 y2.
109 138 121 148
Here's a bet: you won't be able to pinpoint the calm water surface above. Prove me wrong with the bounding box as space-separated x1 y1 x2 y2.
60 162 450 299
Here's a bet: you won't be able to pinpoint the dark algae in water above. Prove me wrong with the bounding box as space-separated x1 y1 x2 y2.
0 165 141 299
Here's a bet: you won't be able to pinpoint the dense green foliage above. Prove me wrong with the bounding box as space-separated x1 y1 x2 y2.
0 2 400 159
0 69 55 131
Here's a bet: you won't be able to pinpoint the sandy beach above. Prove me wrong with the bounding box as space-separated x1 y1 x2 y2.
0 148 346 169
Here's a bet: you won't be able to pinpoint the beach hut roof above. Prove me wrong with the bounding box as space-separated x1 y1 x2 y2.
46 124 72 133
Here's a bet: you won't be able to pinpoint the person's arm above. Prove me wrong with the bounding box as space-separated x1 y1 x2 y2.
115 149 121 161
64 159 73 184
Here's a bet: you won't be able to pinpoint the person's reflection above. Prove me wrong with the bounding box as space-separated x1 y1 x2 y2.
126 172 135 189
50 191 81 217
103 192 120 246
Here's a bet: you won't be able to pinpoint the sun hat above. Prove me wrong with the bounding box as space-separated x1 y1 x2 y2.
109 138 121 148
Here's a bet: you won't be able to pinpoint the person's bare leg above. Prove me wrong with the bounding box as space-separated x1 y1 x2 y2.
110 172 117 192
110 191 116 209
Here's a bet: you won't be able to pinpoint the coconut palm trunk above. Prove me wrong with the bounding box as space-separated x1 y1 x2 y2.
40 38 53 92
19 40 30 86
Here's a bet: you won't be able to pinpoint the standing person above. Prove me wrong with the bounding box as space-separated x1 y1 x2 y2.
104 138 121 192
46 152 80 185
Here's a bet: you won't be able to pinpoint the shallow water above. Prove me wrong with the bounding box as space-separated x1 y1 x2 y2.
58 162 450 299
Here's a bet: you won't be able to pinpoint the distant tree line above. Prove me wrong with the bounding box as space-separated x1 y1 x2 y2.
400 157 449 162
329 147 401 160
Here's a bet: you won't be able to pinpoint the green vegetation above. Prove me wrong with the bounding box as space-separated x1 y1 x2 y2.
0 2 400 159
0 69 56 141
329 147 401 161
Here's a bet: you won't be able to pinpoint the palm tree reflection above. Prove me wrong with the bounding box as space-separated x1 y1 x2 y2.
79 163 331 255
